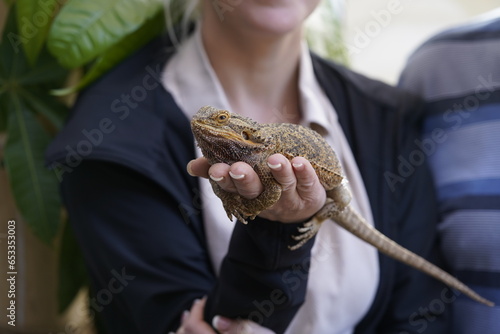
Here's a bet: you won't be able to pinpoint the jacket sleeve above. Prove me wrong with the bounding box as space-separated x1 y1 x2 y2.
205 215 314 333
60 160 314 334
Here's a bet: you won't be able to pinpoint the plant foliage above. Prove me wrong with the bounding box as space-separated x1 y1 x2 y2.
1 0 167 315
47 0 164 68
1 4 66 244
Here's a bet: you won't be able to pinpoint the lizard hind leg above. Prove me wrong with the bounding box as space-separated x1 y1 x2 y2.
289 217 323 250
326 180 352 211
288 188 348 251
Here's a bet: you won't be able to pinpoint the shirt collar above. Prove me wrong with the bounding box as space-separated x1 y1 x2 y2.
298 41 338 136
162 23 231 119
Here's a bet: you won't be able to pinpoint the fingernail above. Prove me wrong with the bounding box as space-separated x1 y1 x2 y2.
210 174 224 182
186 160 196 176
212 315 231 331
181 310 190 323
241 321 254 334
229 171 245 180
267 161 282 170
292 162 304 168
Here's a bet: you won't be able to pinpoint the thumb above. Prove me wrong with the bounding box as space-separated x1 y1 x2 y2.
212 316 276 334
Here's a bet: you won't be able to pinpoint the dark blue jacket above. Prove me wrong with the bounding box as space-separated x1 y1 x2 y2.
46 35 450 334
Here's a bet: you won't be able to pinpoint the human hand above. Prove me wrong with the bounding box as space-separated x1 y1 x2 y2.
187 154 326 223
173 297 275 334
173 298 214 334
212 315 276 334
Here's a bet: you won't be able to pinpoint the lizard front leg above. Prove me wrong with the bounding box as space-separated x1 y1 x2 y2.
210 174 283 224
237 180 282 222
209 179 248 222
231 162 287 222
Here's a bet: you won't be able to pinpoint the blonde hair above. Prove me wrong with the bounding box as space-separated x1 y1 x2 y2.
164 0 200 47
163 0 348 63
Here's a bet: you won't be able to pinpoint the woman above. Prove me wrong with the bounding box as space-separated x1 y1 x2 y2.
46 1 450 333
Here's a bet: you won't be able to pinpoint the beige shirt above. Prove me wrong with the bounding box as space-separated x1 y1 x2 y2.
163 25 379 334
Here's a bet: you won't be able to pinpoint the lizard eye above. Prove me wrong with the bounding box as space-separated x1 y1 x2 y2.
215 111 230 124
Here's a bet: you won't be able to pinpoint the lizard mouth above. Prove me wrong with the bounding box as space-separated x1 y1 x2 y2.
192 122 259 147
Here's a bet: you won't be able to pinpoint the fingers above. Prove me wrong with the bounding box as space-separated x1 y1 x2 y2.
188 158 264 199
208 163 235 192
267 155 318 192
187 154 326 222
289 156 324 196
266 154 296 192
215 162 263 199
176 298 216 334
187 298 206 321
260 154 326 223
212 316 276 334
176 299 276 334
187 157 210 178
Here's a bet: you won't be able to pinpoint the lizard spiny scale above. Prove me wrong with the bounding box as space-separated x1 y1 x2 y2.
190 105 494 307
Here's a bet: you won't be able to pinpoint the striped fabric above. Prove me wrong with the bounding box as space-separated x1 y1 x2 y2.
399 12 500 334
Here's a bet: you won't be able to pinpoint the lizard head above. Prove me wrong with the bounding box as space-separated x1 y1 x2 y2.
191 106 272 165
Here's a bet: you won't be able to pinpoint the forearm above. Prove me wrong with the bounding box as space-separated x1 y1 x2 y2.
60 161 215 333
205 217 315 334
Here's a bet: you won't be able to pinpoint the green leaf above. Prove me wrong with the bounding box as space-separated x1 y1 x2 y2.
47 0 164 68
0 94 7 131
1 5 29 80
16 0 60 66
20 88 67 130
53 10 165 95
3 93 62 244
16 45 68 86
58 219 87 313
1 5 68 88
1 7 69 131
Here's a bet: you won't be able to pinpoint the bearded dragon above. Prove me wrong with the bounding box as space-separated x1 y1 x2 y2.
190 105 494 307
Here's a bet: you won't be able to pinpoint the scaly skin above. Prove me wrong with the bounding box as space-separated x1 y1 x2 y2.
190 105 494 307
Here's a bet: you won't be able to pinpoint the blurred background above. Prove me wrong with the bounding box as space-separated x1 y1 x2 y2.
345 0 498 84
0 0 498 333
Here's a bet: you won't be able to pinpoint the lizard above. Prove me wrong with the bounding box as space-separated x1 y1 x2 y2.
190 105 495 307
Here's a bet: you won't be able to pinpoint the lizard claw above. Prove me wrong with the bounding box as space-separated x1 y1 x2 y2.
289 219 321 250
233 211 248 224
230 209 257 224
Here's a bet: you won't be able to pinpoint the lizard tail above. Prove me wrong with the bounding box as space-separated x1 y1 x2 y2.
334 206 495 307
